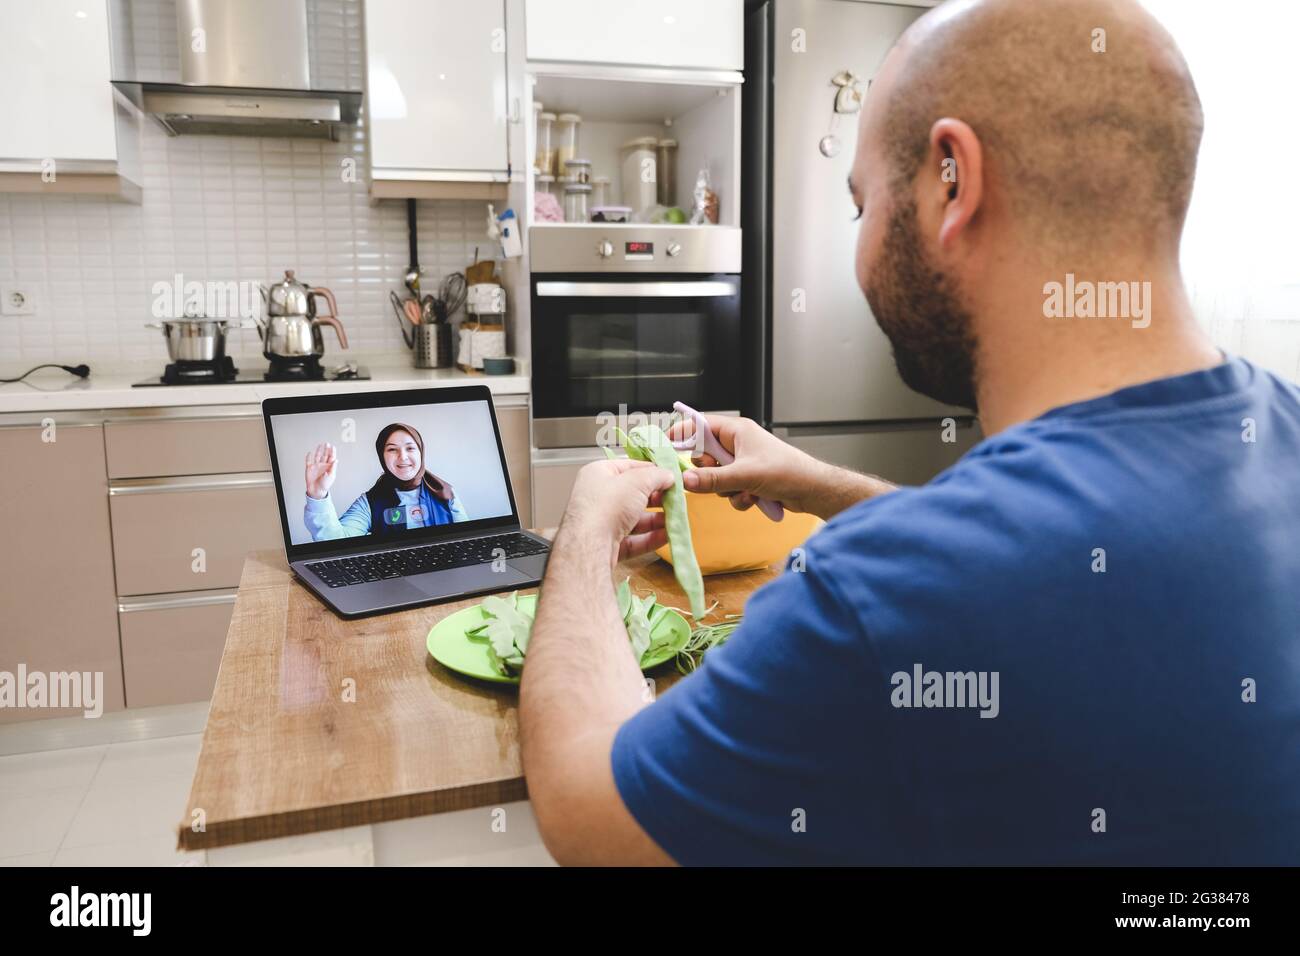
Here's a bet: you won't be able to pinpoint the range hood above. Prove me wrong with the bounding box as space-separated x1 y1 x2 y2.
112 0 360 140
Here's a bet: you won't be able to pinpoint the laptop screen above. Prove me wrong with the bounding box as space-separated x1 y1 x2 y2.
266 395 515 548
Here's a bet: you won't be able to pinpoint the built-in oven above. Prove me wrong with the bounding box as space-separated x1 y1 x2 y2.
529 225 743 449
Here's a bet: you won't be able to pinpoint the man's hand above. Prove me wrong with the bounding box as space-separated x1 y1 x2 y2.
667 414 897 520
561 459 677 565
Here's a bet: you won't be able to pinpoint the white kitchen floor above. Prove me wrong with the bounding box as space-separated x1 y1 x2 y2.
0 734 207 867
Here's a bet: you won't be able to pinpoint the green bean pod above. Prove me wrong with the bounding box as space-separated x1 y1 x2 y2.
628 424 706 619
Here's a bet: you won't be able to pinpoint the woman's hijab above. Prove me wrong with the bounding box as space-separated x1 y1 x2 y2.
370 422 455 502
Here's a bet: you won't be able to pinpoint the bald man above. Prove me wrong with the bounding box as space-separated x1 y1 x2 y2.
520 0 1300 865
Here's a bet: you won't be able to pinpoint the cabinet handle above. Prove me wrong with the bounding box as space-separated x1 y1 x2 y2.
109 472 274 496
119 589 238 613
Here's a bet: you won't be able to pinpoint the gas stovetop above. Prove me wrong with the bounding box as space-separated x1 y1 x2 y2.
132 356 369 387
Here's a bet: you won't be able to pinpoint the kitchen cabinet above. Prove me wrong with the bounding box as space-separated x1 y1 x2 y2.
118 591 236 709
0 0 141 199
496 403 533 527
525 0 744 71
0 423 125 723
108 474 283 596
364 0 511 199
105 417 270 479
0 392 535 722
104 413 280 599
530 446 604 529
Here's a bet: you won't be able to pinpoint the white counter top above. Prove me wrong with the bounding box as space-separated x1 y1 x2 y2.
0 357 530 415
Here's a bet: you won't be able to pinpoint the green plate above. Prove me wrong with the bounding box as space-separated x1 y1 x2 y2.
426 593 692 685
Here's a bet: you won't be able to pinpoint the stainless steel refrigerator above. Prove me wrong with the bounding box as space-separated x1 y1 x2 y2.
743 0 980 485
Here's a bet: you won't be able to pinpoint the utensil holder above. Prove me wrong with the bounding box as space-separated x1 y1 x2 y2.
414 322 453 369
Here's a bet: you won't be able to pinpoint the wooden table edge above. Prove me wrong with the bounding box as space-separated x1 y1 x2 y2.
177 775 530 851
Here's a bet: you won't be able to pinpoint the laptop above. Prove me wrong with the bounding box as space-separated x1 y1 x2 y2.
262 385 550 618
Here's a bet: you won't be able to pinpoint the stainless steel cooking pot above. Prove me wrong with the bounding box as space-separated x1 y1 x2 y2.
145 317 252 363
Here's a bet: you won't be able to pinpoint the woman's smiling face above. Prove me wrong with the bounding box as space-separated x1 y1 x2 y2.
383 430 422 482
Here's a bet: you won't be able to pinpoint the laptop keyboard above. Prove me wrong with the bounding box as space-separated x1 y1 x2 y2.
306 532 549 588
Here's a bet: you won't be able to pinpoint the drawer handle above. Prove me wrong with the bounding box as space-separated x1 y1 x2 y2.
109 472 274 496
119 589 239 613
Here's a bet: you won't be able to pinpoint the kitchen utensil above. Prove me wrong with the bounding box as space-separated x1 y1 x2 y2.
403 298 423 326
389 291 416 348
439 272 467 319
414 322 453 369
465 257 495 286
405 198 421 298
426 593 690 685
145 317 254 363
257 270 348 361
671 400 785 522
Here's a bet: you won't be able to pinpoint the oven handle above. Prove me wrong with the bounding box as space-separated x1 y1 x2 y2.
535 281 737 298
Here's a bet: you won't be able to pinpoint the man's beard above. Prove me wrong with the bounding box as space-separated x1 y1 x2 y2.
864 197 979 411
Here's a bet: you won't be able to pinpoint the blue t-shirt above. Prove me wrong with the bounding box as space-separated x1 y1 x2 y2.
611 356 1300 865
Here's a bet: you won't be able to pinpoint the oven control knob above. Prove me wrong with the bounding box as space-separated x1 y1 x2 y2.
596 240 614 258
666 241 682 258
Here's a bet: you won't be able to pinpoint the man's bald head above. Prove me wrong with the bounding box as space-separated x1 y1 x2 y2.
877 0 1203 249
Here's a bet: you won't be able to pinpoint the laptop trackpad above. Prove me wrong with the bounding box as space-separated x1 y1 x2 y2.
409 564 532 598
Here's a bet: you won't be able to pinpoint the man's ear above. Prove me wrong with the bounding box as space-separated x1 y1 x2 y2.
928 118 984 251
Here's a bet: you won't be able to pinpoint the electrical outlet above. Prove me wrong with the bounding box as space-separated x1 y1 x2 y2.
1 286 36 316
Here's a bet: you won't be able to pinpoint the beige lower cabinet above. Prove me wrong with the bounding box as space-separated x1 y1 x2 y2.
108 473 283 595
2 395 534 721
105 416 271 479
495 402 532 527
0 422 125 722
530 447 606 529
117 590 236 708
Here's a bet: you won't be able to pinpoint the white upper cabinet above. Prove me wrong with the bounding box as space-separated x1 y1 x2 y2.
0 0 120 163
525 0 743 72
365 0 510 189
0 0 140 198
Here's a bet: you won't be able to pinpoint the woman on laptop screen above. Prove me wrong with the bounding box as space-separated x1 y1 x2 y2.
303 422 469 540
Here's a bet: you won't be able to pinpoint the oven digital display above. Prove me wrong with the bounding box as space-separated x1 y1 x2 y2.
624 241 654 257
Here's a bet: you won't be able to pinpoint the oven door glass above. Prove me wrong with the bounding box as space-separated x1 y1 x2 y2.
531 275 742 421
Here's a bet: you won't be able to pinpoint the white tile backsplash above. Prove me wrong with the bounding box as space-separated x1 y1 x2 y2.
0 0 495 368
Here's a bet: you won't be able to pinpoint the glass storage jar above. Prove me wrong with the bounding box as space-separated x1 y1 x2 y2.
563 183 592 222
535 111 556 176
556 113 582 170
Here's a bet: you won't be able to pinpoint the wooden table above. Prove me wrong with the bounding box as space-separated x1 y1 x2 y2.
178 537 780 864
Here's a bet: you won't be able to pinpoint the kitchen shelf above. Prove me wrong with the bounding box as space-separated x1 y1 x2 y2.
528 67 742 228
531 65 742 124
